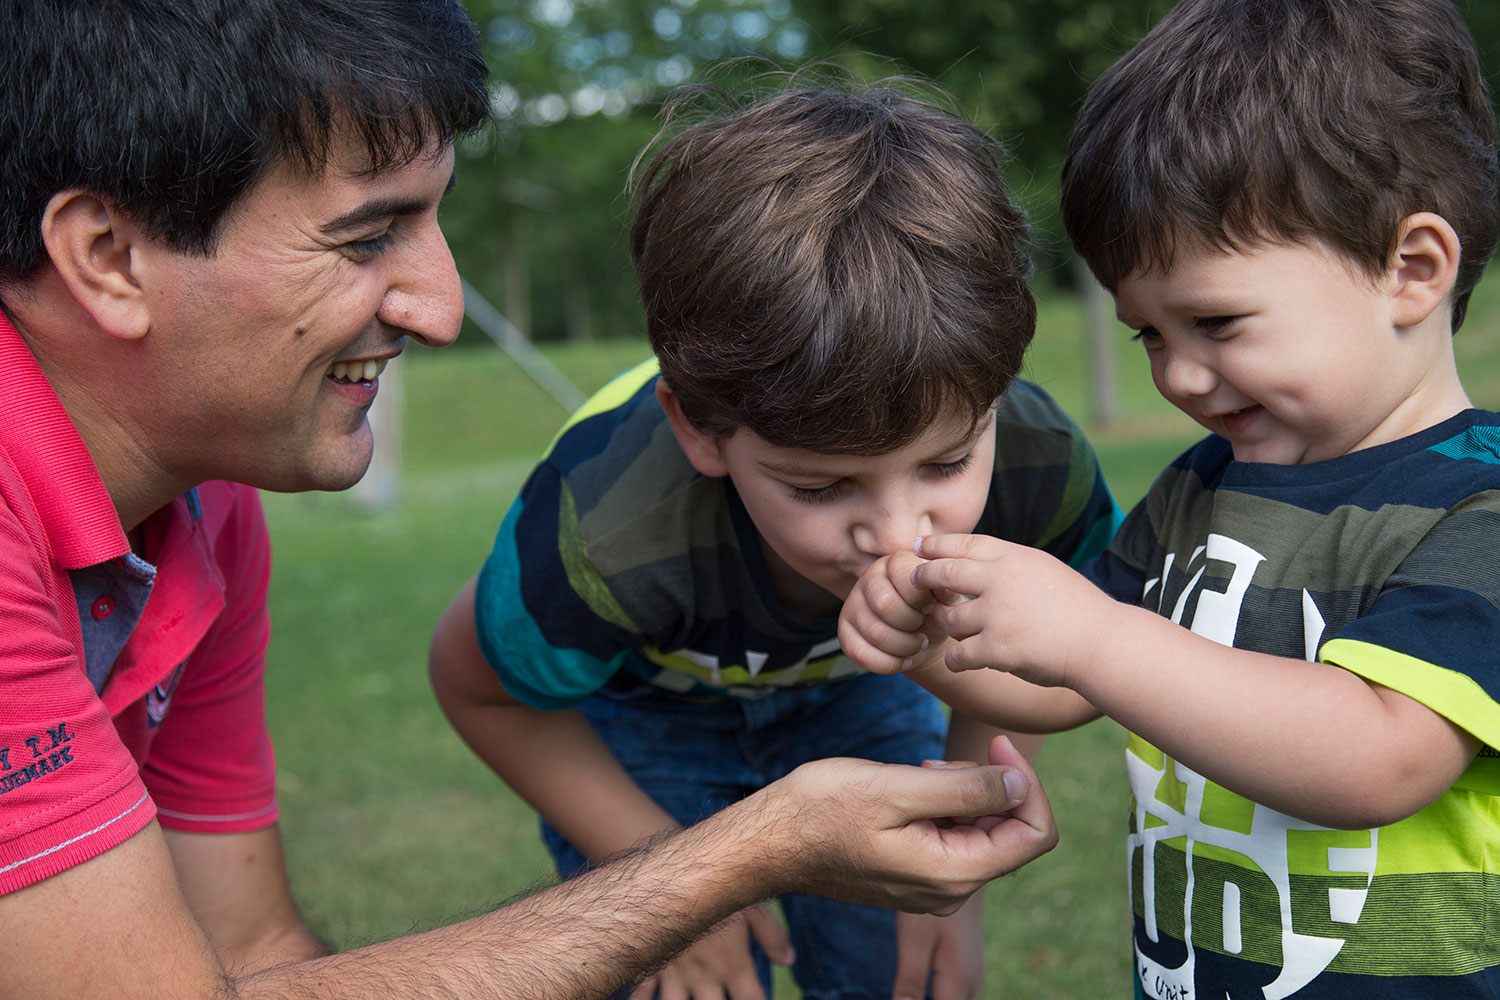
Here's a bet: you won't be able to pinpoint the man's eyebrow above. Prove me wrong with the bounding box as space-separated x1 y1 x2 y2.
318 169 458 236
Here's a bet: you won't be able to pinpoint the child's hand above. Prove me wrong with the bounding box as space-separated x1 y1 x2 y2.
839 551 946 674
911 533 1113 689
894 893 984 1000
628 902 791 1000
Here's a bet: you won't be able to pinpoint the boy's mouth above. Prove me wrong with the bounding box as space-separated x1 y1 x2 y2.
326 358 389 384
1220 404 1262 432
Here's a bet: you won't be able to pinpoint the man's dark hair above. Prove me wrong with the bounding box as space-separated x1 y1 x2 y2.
631 79 1035 453
0 0 490 283
1062 0 1499 330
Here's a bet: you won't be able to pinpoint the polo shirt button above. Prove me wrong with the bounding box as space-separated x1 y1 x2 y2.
91 596 116 621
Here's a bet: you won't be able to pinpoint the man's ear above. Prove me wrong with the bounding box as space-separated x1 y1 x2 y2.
40 190 151 341
656 378 730 478
1389 212 1462 329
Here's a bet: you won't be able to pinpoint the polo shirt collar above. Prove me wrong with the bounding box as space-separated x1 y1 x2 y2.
0 311 129 569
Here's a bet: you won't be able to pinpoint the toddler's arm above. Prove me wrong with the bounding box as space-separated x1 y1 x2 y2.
911 533 1480 828
839 551 1099 733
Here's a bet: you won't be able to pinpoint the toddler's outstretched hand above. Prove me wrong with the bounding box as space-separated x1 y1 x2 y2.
838 550 945 675
911 533 1113 689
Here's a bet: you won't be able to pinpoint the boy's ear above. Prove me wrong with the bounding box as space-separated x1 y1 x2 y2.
40 190 152 341
1389 212 1461 329
656 378 730 478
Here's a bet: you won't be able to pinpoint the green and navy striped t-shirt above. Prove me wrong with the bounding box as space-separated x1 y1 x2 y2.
1087 409 1500 998
474 359 1120 708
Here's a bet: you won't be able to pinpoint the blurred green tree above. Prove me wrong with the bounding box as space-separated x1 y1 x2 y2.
793 1 1172 274
446 0 806 344
447 0 1500 345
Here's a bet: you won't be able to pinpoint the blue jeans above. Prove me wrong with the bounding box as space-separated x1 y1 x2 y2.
542 671 948 1000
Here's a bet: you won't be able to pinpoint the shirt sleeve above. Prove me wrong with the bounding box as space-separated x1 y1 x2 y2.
140 484 279 834
474 461 641 711
1320 493 1500 750
979 380 1122 566
0 499 153 894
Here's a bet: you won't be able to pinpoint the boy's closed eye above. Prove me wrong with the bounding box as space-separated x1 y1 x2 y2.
1192 314 1239 334
1129 315 1239 345
784 453 976 504
789 480 847 504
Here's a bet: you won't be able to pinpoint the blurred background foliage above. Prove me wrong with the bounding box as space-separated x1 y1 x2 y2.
445 0 1500 345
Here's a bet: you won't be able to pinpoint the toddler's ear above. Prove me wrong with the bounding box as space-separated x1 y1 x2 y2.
656 378 731 477
1390 212 1461 329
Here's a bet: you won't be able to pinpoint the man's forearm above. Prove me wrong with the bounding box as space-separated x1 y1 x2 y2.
239 803 771 1000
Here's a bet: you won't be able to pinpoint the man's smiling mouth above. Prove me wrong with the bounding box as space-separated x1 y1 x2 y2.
326 358 389 384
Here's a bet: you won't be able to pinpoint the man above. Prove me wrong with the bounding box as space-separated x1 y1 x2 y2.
0 2 1057 998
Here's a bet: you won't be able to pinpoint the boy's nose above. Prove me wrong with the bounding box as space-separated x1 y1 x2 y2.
854 507 935 557
1159 347 1217 400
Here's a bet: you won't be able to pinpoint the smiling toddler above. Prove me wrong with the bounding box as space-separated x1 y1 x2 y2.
839 1 1500 996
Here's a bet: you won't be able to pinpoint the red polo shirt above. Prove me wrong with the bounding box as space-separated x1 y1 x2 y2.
0 313 278 894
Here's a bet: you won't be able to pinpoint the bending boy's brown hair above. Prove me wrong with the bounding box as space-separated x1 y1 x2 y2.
1062 0 1499 330
631 80 1035 453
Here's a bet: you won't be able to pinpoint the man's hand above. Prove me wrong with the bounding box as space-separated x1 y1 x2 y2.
749 735 1056 914
627 903 791 1000
911 533 1116 688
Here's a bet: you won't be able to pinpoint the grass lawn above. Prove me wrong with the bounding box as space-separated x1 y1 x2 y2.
263 275 1500 995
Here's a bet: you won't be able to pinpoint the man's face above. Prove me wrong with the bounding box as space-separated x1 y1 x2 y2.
137 138 462 492
710 409 997 615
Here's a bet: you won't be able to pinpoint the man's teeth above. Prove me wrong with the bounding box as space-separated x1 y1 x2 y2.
327 358 389 382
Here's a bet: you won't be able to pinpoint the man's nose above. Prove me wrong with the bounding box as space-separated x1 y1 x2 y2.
377 223 463 347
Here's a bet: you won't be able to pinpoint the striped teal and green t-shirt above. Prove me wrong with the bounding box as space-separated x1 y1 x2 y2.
474 359 1120 708
1087 410 1500 998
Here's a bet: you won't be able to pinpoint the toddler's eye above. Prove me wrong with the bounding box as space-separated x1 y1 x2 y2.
1130 325 1162 345
1194 315 1237 333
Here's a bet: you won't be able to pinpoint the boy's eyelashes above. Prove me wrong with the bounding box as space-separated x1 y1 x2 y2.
784 453 976 504
1193 314 1238 333
1128 316 1239 343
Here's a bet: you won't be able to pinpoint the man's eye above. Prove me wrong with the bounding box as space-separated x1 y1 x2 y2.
344 232 394 261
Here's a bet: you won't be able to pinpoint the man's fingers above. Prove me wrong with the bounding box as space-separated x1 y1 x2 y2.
897 759 1030 820
984 736 1057 843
